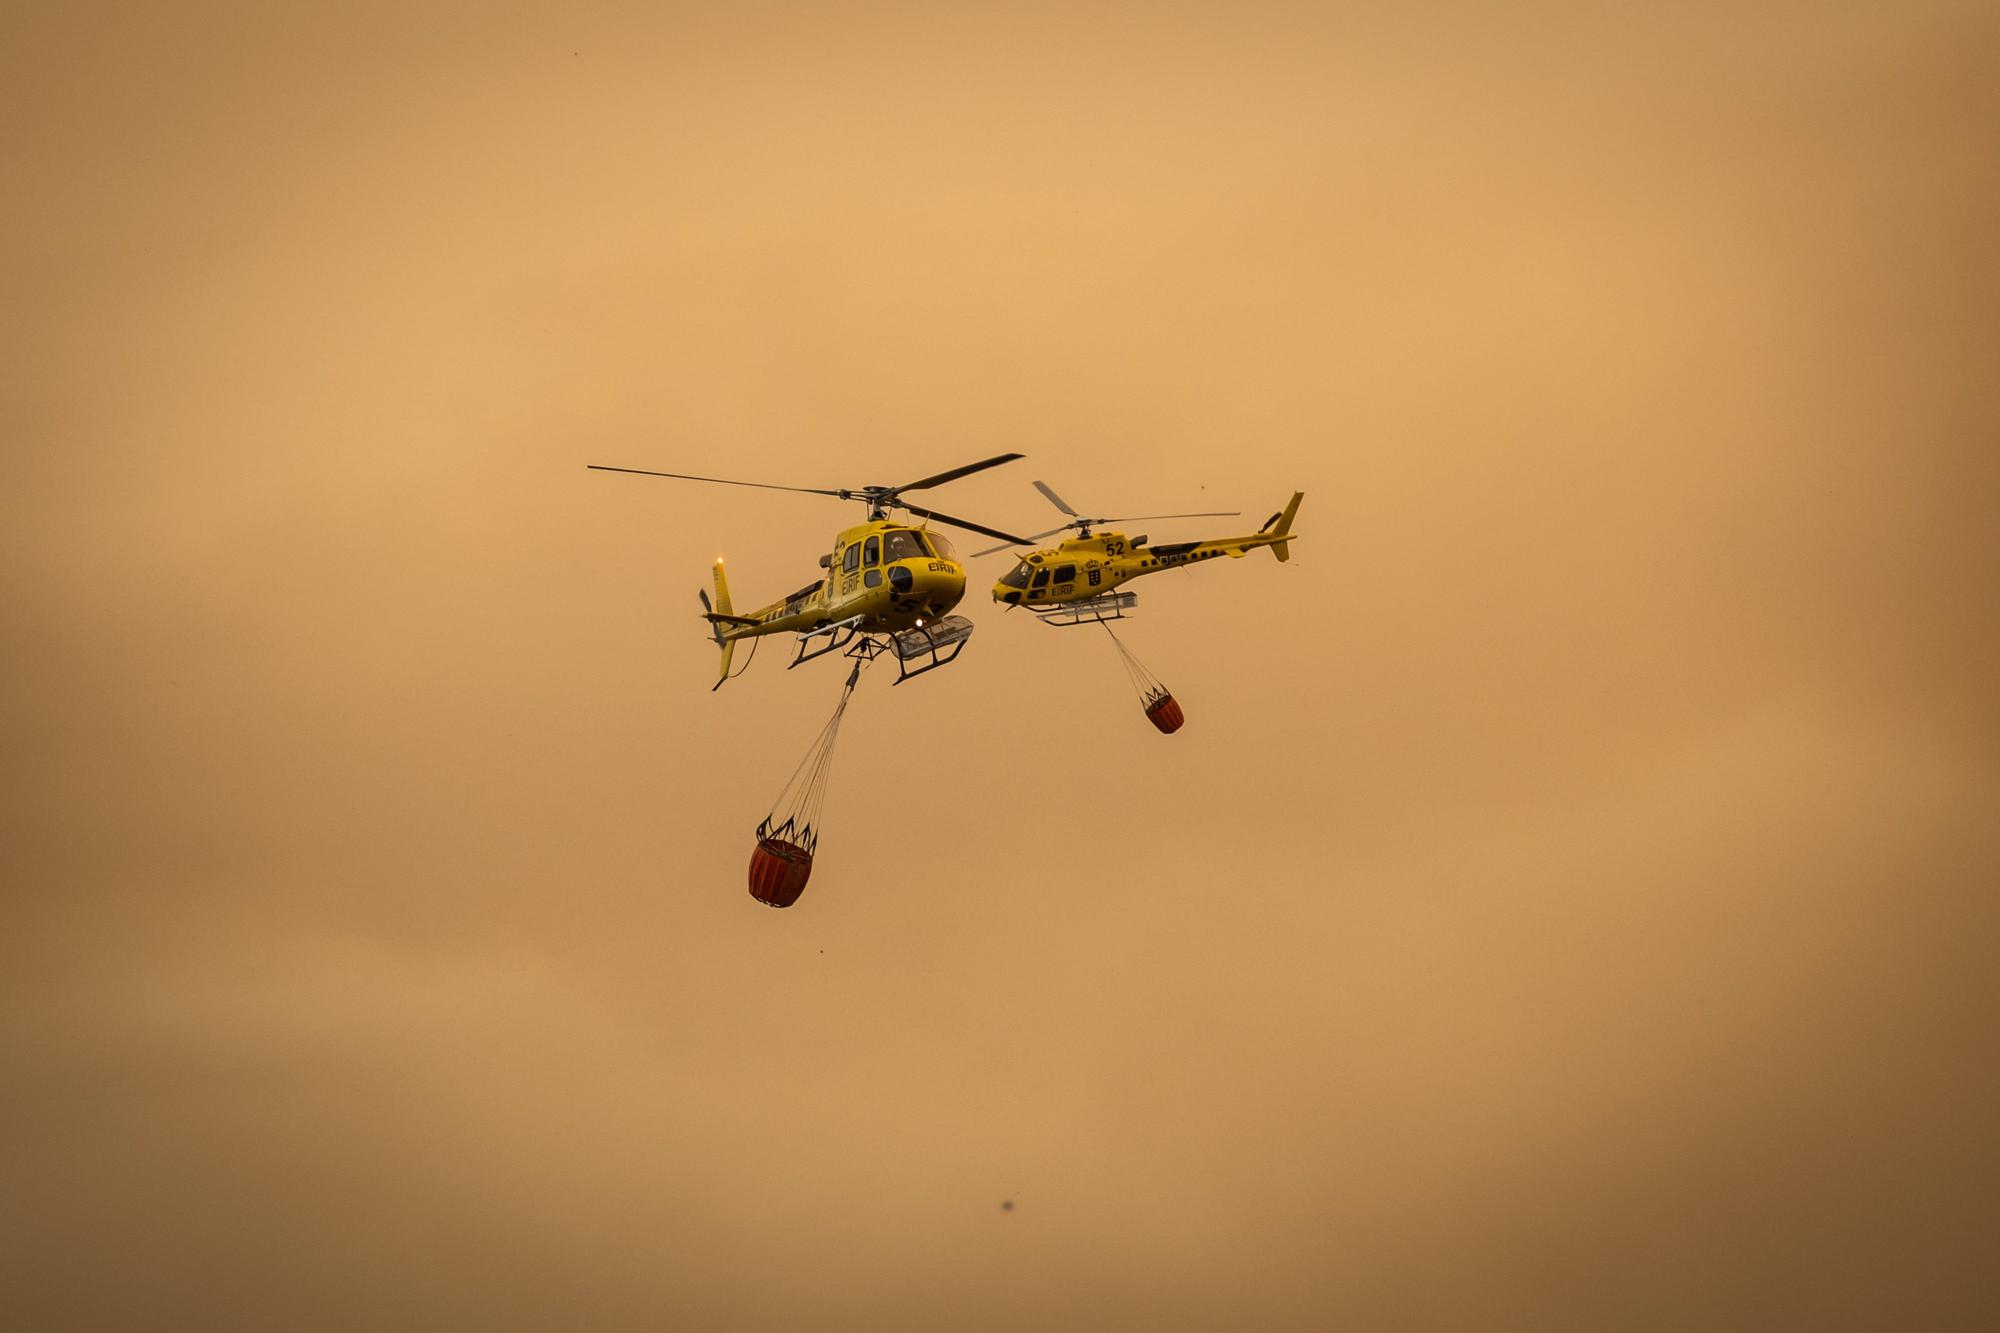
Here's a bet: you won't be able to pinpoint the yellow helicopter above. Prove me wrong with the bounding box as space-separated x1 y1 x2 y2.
589 454 1037 686
979 481 1304 624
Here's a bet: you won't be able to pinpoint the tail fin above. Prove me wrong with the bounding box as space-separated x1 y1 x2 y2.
711 559 733 620
706 559 736 689
1268 492 1303 562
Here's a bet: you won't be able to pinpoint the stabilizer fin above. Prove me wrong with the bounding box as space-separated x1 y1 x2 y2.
708 560 738 688
1269 491 1303 562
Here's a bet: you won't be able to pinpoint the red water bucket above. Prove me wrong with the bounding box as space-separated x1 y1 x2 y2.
748 837 813 908
1143 692 1185 734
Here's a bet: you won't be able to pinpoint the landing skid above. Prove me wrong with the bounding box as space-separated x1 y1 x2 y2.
791 614 976 684
789 615 867 669
1030 591 1138 626
881 614 974 684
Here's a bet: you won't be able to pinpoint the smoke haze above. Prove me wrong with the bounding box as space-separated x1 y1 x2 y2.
5 3 1996 1328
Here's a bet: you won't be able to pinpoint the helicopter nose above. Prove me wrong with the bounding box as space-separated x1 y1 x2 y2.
914 559 965 614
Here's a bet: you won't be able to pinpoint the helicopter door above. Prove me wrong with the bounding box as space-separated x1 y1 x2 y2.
862 536 882 588
833 542 861 602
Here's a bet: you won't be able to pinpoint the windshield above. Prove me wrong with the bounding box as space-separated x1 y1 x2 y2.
882 529 928 562
922 529 957 561
1000 560 1031 589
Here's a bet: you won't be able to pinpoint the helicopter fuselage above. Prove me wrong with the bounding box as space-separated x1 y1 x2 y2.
712 520 968 644
992 493 1303 610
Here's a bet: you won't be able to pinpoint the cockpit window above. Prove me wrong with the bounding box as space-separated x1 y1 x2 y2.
1000 561 1030 589
1030 568 1050 589
924 530 956 561
863 536 880 566
882 529 928 562
842 543 860 574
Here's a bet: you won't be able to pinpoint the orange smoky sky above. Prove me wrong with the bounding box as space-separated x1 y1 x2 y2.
3 2 1996 1329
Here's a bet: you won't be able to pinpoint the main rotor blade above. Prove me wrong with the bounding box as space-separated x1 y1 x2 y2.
1032 479 1079 517
966 510 1243 555
898 502 1036 546
894 452 1025 494
971 525 1072 557
1100 510 1241 522
587 465 844 497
